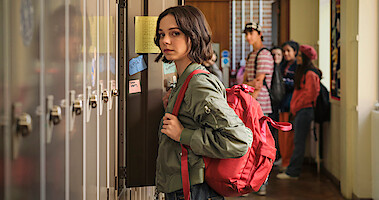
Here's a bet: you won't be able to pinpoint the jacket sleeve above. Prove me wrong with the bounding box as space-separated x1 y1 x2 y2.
290 71 320 115
180 75 253 159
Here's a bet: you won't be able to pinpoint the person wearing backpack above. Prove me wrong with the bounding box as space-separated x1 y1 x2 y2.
155 6 253 200
242 22 275 196
243 22 274 116
277 44 321 180
277 40 299 172
270 46 285 164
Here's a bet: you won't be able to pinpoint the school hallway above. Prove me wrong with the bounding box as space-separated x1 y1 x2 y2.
226 163 345 200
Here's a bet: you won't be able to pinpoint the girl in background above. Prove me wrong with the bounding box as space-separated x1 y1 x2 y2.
277 40 299 172
277 45 320 179
270 46 284 165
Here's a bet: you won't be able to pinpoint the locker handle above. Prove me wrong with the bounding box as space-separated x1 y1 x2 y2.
17 113 32 137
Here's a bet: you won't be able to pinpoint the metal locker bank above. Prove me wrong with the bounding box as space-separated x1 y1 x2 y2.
1 0 180 199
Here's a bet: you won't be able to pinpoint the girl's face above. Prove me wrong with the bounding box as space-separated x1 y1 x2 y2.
158 14 191 62
283 45 296 61
271 49 283 64
296 51 303 65
245 30 260 46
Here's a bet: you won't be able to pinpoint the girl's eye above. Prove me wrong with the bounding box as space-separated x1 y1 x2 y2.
159 33 165 38
171 31 180 36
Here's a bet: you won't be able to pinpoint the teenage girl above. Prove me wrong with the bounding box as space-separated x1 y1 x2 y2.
277 44 321 179
155 5 253 200
278 40 299 172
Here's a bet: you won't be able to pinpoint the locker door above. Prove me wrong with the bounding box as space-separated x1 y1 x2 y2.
43 2 86 200
2 0 42 199
109 1 118 199
98 0 109 199
85 1 100 199
1 0 6 197
43 3 66 200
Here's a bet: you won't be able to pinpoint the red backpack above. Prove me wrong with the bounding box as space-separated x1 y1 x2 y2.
173 70 292 199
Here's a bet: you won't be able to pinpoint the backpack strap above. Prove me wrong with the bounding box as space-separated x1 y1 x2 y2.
172 69 209 115
302 68 320 141
253 48 271 92
172 69 209 200
253 48 270 77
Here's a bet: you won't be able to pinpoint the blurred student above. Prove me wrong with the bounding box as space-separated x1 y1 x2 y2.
277 45 320 179
277 40 299 172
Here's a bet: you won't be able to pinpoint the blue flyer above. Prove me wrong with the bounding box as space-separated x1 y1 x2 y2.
129 55 147 76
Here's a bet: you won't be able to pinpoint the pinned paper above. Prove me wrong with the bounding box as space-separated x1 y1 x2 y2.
129 55 147 75
163 62 176 75
135 16 160 53
129 80 141 94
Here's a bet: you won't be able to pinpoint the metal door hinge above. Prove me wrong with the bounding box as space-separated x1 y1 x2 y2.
119 167 127 179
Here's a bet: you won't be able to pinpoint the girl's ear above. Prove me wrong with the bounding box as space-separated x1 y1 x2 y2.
186 37 192 53
187 37 192 48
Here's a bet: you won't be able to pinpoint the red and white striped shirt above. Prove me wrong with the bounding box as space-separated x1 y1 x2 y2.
245 48 274 114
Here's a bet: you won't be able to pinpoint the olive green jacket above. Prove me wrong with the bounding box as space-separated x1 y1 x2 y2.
156 63 253 193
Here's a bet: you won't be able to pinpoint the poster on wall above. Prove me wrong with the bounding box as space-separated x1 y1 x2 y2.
331 0 341 100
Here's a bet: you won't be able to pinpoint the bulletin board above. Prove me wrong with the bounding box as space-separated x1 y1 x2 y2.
331 0 341 100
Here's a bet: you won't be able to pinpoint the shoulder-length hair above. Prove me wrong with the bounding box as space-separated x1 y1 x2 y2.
154 5 213 64
294 53 322 90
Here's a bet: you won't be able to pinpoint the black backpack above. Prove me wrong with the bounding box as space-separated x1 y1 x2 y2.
304 69 331 124
254 48 285 106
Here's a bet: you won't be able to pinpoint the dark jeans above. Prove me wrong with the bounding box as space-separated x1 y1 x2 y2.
165 182 224 200
286 107 314 177
269 104 280 160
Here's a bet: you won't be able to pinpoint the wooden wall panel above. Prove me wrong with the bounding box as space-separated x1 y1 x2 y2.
185 0 230 60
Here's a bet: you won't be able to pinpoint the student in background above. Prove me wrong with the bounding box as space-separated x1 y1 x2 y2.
278 40 299 172
203 51 223 82
277 45 320 179
270 46 284 165
242 22 274 196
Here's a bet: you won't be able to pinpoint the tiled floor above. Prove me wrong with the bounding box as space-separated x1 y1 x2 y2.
226 164 345 200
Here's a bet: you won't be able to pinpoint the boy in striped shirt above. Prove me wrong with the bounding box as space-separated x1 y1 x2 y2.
242 22 275 196
243 22 274 116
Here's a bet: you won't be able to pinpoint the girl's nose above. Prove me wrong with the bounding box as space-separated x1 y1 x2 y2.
162 35 170 44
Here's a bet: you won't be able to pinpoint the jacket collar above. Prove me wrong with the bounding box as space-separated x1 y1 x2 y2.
176 63 202 87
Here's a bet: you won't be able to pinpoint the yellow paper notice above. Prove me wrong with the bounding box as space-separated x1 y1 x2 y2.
135 16 160 53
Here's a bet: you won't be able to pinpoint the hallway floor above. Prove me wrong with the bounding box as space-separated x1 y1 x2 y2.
226 163 345 200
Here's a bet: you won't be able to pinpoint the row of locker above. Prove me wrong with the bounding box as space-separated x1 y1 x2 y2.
1 0 177 199
1 0 123 199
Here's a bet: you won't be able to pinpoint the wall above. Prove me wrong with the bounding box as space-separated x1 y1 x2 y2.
290 0 319 48
319 0 341 186
356 0 378 198
339 0 358 198
339 0 379 198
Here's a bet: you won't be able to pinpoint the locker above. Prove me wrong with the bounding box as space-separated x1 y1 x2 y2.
2 0 42 199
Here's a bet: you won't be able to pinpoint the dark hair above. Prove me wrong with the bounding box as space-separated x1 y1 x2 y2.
294 52 322 90
270 46 282 52
154 5 213 64
244 29 264 42
281 40 299 56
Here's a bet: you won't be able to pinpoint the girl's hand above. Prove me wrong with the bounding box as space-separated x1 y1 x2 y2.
161 113 184 142
162 89 172 110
